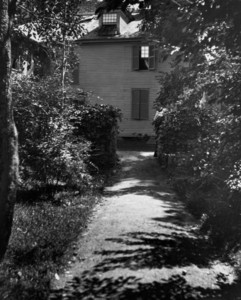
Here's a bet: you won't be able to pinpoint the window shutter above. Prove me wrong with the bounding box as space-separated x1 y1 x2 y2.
72 63 79 84
149 45 156 70
140 90 149 120
132 46 140 70
132 89 140 119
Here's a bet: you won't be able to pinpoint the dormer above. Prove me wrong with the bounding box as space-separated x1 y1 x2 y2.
98 9 134 36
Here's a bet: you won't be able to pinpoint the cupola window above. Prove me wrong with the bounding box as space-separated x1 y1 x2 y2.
103 13 117 24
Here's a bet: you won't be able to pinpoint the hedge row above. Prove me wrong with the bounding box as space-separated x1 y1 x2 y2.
13 74 121 195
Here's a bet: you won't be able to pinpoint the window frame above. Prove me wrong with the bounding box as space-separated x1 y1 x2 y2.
132 44 157 71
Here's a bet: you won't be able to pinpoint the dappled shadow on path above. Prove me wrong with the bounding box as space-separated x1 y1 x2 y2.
94 231 217 270
49 151 241 300
106 151 173 197
50 275 222 300
49 229 239 299
49 228 239 299
106 152 193 227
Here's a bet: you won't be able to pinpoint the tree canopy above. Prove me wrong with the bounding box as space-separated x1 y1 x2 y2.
102 0 241 53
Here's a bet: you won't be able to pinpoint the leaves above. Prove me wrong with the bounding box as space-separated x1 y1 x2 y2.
13 73 121 189
16 0 84 44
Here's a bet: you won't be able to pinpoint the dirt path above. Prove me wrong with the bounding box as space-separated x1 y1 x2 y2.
49 149 238 300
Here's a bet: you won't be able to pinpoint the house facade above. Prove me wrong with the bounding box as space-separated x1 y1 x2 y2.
74 5 173 137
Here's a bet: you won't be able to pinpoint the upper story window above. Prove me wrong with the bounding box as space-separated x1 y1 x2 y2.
103 13 117 25
141 46 149 58
133 45 157 71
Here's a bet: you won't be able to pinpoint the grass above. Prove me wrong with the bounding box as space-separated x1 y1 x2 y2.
0 190 101 300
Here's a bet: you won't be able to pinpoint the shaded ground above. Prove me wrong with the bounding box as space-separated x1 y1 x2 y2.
49 142 241 300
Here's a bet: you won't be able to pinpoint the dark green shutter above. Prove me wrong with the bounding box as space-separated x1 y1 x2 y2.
132 46 140 70
132 89 140 119
72 63 79 84
149 45 156 70
140 90 149 120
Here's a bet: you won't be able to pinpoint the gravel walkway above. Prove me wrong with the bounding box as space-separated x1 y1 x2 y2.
49 149 237 300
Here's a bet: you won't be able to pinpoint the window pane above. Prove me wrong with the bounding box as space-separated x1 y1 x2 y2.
103 13 117 24
141 46 149 58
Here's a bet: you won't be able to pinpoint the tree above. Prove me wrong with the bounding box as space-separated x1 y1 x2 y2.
0 0 90 261
0 0 19 261
102 0 241 52
16 0 86 90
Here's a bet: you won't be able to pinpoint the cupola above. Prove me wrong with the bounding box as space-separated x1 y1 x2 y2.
96 5 134 36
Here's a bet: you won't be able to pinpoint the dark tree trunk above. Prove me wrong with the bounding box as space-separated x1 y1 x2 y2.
0 0 19 261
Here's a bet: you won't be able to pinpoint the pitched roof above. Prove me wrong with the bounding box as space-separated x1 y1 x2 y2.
98 25 118 36
77 13 146 43
95 2 134 22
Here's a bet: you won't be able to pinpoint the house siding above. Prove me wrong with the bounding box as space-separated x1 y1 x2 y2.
75 42 172 136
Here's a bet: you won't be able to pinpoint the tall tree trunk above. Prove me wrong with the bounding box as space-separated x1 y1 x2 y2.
0 0 19 261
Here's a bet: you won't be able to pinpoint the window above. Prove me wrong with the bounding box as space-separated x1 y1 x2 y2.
133 45 156 70
103 13 117 24
141 46 149 58
132 89 149 120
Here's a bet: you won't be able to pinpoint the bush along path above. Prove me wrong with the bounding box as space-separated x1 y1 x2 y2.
49 148 241 300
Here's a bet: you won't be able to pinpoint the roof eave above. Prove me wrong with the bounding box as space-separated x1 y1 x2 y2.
75 37 146 44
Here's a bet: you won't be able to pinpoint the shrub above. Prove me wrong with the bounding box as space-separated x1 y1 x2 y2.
70 104 122 170
13 75 120 192
154 55 241 249
13 76 92 191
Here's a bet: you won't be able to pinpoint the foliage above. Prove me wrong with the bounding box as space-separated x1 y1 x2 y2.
0 190 100 300
70 104 122 170
154 50 241 248
13 73 120 191
13 74 93 191
104 0 241 53
16 0 84 43
15 0 87 87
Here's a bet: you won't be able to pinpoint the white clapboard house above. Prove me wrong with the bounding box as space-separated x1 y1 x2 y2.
74 3 173 136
